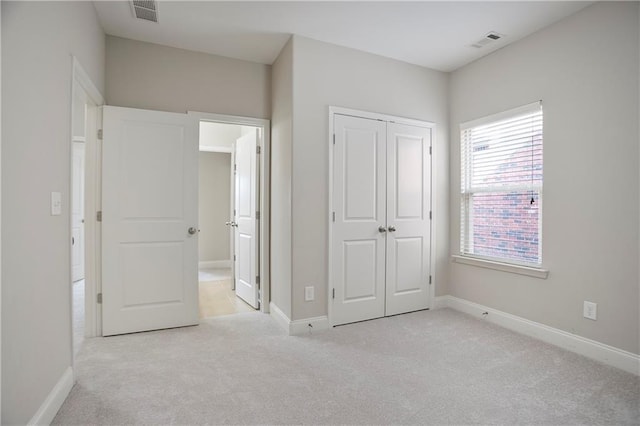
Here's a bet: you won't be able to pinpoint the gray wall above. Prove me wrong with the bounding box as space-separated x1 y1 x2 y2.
198 152 231 263
290 36 449 320
270 38 294 318
449 1 640 354
106 36 271 118
1 1 105 423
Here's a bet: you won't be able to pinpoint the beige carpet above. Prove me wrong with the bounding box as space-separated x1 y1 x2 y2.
53 309 639 425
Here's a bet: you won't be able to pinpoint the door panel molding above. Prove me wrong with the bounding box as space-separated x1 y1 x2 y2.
328 107 436 327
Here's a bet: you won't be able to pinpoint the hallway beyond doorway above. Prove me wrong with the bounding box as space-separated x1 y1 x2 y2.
198 267 255 318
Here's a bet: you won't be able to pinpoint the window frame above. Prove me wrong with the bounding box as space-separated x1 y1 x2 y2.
458 101 547 275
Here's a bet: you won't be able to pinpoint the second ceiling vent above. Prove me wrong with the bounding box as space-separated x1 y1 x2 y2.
471 32 504 49
131 0 158 23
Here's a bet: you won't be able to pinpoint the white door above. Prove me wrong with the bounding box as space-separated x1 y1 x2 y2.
332 115 432 326
234 129 259 309
102 106 199 336
385 123 431 316
332 115 387 326
72 142 85 282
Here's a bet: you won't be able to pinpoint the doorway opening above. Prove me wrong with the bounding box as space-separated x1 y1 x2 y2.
193 113 270 319
69 57 104 355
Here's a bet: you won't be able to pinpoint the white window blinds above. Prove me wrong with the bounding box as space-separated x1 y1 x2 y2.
460 101 543 266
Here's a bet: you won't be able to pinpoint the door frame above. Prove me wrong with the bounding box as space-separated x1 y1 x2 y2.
69 57 104 358
189 111 271 313
327 106 437 327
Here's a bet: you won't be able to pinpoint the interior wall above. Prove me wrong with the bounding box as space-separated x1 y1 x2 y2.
449 1 640 354
1 1 105 424
270 37 294 318
105 36 271 119
199 122 241 150
198 152 231 263
291 36 449 321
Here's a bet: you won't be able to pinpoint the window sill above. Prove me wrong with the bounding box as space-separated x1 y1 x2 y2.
451 255 549 279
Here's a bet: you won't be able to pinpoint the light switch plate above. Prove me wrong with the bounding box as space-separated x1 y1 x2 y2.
305 286 314 302
51 192 62 216
583 301 597 320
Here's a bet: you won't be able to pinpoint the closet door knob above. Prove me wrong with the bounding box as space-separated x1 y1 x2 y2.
378 226 387 233
388 226 396 232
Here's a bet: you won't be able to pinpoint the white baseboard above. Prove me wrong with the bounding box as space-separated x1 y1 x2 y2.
290 315 330 335
441 295 640 376
269 302 291 333
199 260 231 269
431 295 449 310
269 302 330 335
28 366 74 425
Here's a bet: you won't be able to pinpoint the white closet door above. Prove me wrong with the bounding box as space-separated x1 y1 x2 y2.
102 106 199 336
234 129 260 309
385 123 431 315
72 142 86 282
332 114 387 326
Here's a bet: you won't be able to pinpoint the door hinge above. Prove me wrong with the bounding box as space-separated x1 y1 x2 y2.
332 211 335 222
233 254 236 261
256 211 260 219
429 275 432 285
97 129 103 140
332 288 335 299
429 211 432 220
429 146 432 155
256 145 261 154
256 276 260 288
97 293 102 304
96 211 102 222
333 134 335 145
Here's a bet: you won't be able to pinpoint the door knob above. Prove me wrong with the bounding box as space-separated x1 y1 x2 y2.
226 221 238 227
188 227 198 235
378 226 387 233
388 226 396 232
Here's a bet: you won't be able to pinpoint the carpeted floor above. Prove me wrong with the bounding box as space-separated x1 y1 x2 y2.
53 308 639 425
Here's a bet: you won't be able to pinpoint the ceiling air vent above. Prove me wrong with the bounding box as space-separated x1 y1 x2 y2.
471 32 504 49
131 0 158 23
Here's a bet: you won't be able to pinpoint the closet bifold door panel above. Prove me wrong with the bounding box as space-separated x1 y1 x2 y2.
385 123 431 316
331 113 432 327
332 114 387 326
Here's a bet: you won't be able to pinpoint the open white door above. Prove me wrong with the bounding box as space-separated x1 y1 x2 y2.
234 129 259 309
102 106 199 336
72 142 86 282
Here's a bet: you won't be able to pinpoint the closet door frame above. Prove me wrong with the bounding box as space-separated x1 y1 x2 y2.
328 106 437 327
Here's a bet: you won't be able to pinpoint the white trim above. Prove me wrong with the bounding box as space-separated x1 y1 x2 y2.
451 254 549 279
269 302 291 333
189 111 271 314
72 57 104 106
199 145 232 153
198 260 231 269
460 100 541 130
70 58 104 352
431 296 449 310
27 367 74 426
441 295 640 376
327 106 436 326
290 316 330 335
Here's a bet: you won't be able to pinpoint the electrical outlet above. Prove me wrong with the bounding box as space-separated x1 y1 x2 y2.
583 301 597 320
304 286 314 302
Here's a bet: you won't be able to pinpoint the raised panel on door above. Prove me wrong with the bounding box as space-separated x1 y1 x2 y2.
102 106 198 336
385 122 431 316
234 129 259 309
332 114 386 326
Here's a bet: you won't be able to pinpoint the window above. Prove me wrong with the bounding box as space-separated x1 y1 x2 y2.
460 102 543 267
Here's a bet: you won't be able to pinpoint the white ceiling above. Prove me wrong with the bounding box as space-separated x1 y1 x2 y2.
94 1 592 72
